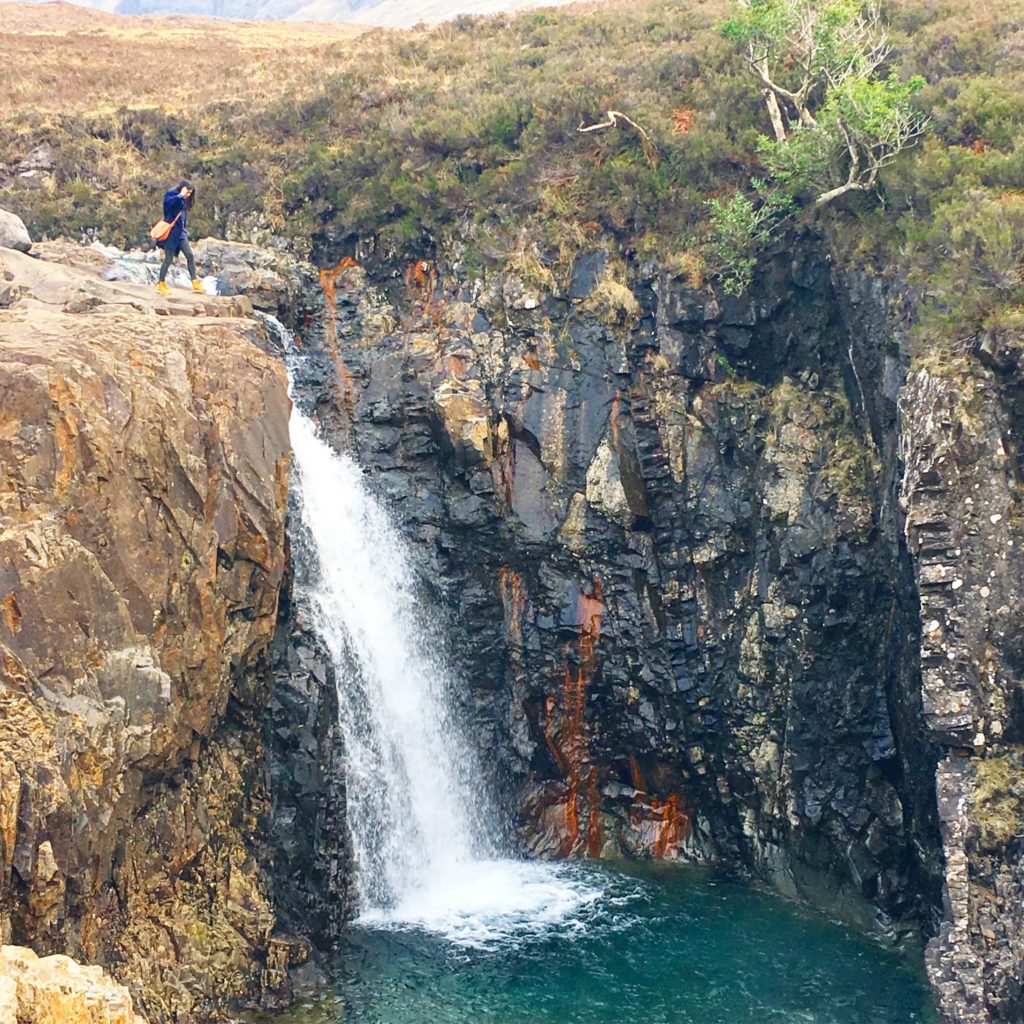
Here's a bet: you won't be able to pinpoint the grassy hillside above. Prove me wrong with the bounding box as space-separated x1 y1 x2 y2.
1 3 363 109
3 0 1024 351
0 0 744 256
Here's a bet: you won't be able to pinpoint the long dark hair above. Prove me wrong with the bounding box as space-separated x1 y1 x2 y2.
177 180 196 210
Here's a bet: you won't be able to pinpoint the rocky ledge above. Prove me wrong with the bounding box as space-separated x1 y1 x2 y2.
0 241 294 1020
0 944 147 1024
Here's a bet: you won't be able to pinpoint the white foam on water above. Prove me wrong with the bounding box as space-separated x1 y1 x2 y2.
358 858 609 949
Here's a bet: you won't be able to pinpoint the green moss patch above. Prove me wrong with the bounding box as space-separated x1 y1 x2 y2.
973 752 1024 850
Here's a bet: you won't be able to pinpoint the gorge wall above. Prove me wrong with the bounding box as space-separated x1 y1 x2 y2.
291 240 942 921
1 227 1020 1024
287 234 1021 1022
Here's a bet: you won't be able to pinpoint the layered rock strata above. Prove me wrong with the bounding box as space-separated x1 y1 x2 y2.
291 243 942 932
898 356 1024 1022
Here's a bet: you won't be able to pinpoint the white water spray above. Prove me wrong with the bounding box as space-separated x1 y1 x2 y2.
289 410 488 907
266 315 606 946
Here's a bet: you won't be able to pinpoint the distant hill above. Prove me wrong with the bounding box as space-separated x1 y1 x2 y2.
344 0 581 26
16 0 581 24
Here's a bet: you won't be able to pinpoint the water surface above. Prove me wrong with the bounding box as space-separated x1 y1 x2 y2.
270 860 936 1024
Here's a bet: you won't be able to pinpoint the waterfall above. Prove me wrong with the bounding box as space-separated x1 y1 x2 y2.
264 314 604 947
288 409 489 908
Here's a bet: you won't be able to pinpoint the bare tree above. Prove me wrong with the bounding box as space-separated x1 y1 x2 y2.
577 110 660 167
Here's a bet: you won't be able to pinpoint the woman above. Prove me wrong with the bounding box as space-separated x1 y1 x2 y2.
155 180 203 294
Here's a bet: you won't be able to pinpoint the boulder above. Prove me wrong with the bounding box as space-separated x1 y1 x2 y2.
0 208 31 252
0 946 147 1024
192 237 309 311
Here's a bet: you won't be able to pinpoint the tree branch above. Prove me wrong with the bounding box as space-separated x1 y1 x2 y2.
578 110 660 166
747 53 817 130
762 88 788 143
815 180 869 207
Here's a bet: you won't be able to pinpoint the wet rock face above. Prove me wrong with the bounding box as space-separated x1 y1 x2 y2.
294 243 942 929
0 247 292 1019
264 585 356 954
898 356 1024 1022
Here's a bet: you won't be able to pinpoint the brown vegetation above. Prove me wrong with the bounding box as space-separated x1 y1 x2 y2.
0 3 363 113
3 0 1024 356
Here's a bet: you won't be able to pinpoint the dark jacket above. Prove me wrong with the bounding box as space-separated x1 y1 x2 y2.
158 188 187 252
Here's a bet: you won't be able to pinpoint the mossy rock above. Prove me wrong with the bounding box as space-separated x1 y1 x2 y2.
972 751 1024 850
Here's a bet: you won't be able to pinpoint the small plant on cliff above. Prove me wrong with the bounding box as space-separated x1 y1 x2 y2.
721 0 930 208
580 262 643 325
705 181 792 295
973 754 1024 850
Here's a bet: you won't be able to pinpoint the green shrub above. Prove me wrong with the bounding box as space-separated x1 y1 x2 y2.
705 183 792 295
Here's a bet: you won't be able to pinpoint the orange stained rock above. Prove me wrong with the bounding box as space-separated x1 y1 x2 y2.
563 772 580 859
317 257 359 417
625 763 691 860
651 793 690 859
405 259 438 307
333 358 358 421
318 256 358 353
404 260 451 330
1 594 22 635
319 256 358 308
628 754 647 794
542 578 606 858
498 568 526 643
495 440 515 509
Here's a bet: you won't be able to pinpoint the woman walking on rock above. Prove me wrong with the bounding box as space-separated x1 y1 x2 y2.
155 180 203 294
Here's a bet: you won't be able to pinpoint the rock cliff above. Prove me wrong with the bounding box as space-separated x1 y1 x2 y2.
286 236 1020 1021
898 359 1024 1022
2 226 1020 1024
290 243 940 925
0 242 294 1020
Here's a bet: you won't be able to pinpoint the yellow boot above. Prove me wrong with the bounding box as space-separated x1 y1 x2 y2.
191 279 205 293
155 280 170 295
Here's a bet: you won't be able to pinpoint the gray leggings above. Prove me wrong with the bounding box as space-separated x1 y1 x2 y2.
158 236 197 282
